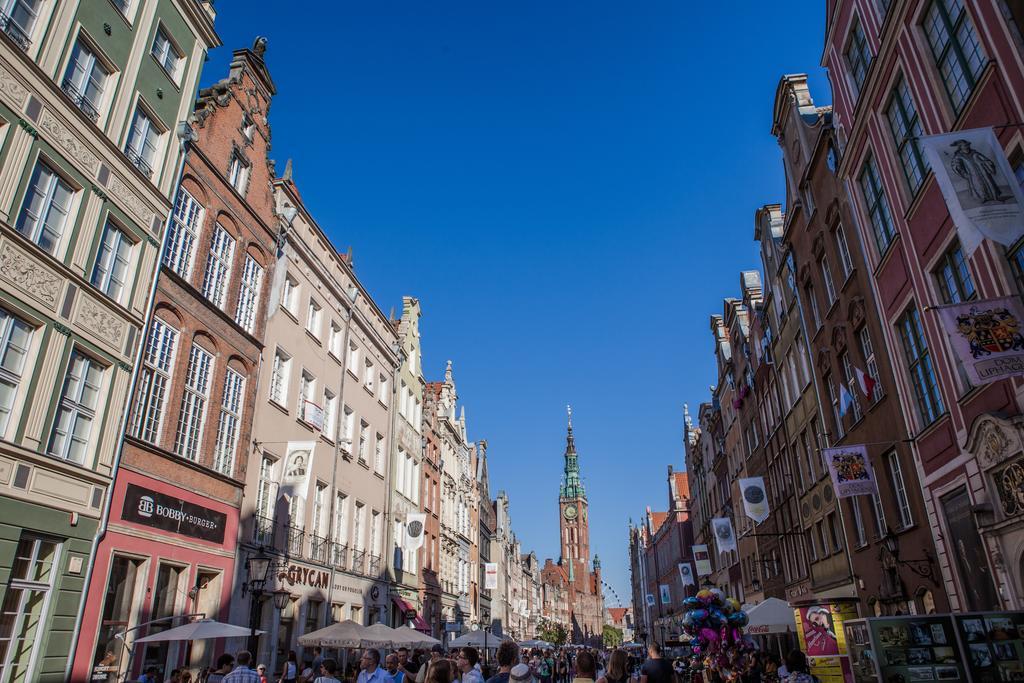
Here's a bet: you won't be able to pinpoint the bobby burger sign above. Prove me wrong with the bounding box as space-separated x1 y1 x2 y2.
122 484 227 543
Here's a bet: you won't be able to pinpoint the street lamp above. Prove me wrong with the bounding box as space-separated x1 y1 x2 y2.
273 587 292 611
243 550 274 656
880 529 935 580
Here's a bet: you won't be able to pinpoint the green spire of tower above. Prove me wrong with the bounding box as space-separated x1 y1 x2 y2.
560 404 586 499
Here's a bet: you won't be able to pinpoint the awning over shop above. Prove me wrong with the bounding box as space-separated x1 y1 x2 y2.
393 595 432 633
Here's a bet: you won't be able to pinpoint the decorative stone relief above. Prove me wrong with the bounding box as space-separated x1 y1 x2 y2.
0 239 63 310
0 63 28 107
103 173 156 230
968 416 1022 469
37 108 100 177
75 295 127 351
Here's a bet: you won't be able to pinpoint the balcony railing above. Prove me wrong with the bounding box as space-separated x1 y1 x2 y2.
0 12 31 52
125 147 153 178
310 535 329 564
252 515 276 547
61 79 100 123
351 549 366 575
332 543 349 570
368 554 381 577
287 526 305 558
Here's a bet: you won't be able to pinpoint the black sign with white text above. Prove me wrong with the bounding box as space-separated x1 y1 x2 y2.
122 484 227 543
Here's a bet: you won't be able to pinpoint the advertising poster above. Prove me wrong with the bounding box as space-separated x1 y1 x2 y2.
920 127 1024 255
936 296 1024 385
795 602 857 683
955 612 1024 683
869 615 965 683
824 445 878 498
692 545 712 576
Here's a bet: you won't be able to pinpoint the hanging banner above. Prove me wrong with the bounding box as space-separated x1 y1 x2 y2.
280 441 316 500
920 127 1024 254
739 477 770 523
692 545 712 576
484 562 498 590
711 517 737 555
406 512 426 551
659 584 671 605
936 295 1024 384
823 444 878 498
678 562 695 587
645 593 656 607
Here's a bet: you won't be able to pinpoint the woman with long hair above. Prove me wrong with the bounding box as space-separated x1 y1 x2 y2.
426 658 454 683
596 650 629 683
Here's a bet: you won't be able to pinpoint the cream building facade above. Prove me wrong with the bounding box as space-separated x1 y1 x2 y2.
230 171 398 670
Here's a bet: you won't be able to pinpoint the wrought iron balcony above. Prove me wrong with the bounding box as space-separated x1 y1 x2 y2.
0 12 31 52
125 147 153 178
368 554 381 577
61 79 100 123
310 535 329 564
351 549 366 575
252 515 276 547
287 525 305 558
332 543 349 570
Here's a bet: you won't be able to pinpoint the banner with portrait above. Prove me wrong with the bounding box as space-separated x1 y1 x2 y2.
484 562 498 590
936 295 1024 384
678 562 695 587
660 584 671 605
739 477 770 523
646 593 656 607
711 517 737 555
920 127 1024 255
692 545 712 576
281 441 316 500
823 444 878 498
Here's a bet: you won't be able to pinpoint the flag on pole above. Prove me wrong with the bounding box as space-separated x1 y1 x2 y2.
854 366 877 402
839 383 855 417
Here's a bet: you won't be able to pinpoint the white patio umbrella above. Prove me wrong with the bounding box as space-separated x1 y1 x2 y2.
743 597 796 635
519 639 553 649
299 619 389 648
394 626 441 648
449 630 511 649
133 619 262 643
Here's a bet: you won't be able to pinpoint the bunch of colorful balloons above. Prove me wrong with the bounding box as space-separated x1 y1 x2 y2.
681 588 749 655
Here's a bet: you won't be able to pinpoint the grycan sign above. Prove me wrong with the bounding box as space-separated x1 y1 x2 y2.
121 484 227 543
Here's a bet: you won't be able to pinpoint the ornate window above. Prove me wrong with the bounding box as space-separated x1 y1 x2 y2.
131 318 178 444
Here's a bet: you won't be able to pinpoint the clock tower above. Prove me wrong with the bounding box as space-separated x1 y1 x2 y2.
559 406 590 567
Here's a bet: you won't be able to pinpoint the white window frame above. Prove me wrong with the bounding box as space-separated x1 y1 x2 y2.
227 151 250 195
234 254 263 333
306 298 322 339
150 24 184 84
835 224 854 278
164 187 203 278
0 308 33 437
48 351 103 464
63 37 111 121
174 343 214 461
201 223 236 310
125 104 161 178
888 451 914 529
0 534 60 682
17 160 74 255
212 367 245 476
131 317 178 444
269 347 291 407
91 220 133 304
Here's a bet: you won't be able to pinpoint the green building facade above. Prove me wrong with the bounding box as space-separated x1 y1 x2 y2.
0 0 217 679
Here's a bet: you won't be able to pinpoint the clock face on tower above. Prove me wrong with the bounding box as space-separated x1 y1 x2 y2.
563 504 578 520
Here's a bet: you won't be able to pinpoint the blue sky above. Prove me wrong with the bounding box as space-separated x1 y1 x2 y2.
206 1 831 609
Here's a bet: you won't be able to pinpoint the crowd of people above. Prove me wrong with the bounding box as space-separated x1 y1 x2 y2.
138 641 819 683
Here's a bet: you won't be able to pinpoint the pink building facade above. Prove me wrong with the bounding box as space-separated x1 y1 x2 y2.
822 0 1024 611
